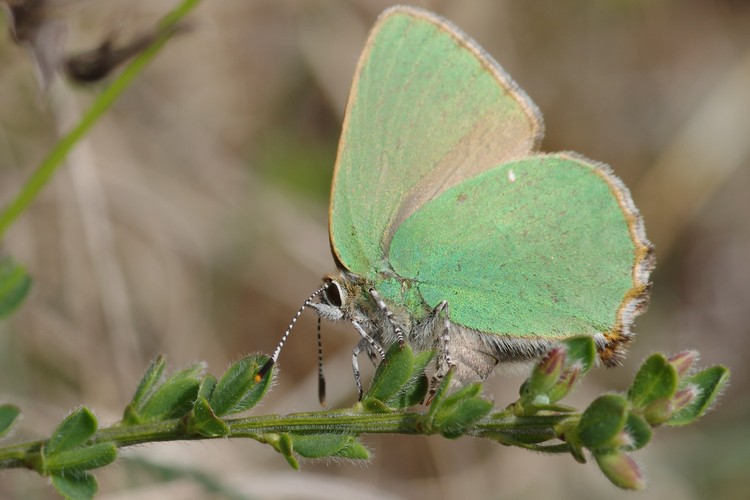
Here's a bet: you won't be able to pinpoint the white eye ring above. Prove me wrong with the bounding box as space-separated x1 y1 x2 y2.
323 279 346 308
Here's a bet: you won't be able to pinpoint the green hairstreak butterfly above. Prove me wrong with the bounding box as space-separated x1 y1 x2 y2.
260 6 654 401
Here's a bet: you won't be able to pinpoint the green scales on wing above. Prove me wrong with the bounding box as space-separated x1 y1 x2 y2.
328 7 652 362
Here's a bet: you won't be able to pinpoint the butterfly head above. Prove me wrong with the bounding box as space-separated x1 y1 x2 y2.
311 271 370 323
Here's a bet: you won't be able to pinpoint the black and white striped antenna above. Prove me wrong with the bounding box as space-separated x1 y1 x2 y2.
255 285 327 384
316 315 326 405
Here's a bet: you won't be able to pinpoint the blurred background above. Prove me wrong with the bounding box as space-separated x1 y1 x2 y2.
1 0 749 498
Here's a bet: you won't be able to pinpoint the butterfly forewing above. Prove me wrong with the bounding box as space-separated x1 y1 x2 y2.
329 6 543 277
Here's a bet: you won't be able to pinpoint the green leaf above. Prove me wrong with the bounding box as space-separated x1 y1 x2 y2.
568 439 587 464
666 365 730 426
561 336 596 373
277 433 298 470
555 418 586 463
431 381 483 418
287 434 370 461
364 343 415 403
0 404 21 438
388 373 430 409
46 407 98 455
197 374 217 400
51 472 98 500
431 383 492 439
435 396 493 439
623 412 652 451
291 434 350 458
333 439 370 460
426 367 455 420
0 257 32 318
628 354 678 409
384 349 434 408
138 364 204 421
412 350 436 372
44 443 117 473
188 397 229 437
129 356 167 411
577 394 628 450
209 355 272 417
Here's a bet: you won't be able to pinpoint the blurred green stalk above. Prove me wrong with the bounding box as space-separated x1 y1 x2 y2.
0 0 202 240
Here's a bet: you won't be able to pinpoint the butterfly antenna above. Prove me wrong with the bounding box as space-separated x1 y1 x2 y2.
256 285 327 382
317 315 326 405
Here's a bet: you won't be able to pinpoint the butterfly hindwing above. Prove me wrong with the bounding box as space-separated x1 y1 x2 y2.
382 153 652 349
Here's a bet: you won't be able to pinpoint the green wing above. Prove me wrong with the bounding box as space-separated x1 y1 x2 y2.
329 6 543 277
382 154 653 347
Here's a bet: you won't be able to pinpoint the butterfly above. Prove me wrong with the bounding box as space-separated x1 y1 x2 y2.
259 6 654 402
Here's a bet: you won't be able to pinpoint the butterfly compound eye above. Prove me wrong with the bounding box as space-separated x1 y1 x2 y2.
323 279 345 308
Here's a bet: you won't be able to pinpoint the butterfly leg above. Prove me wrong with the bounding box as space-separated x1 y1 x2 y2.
351 338 369 400
351 319 386 361
427 301 454 403
368 287 405 346
350 319 385 400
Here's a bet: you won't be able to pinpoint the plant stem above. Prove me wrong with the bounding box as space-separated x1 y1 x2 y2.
0 406 574 471
0 0 202 240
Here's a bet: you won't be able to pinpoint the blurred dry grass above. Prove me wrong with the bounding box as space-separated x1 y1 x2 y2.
1 0 749 498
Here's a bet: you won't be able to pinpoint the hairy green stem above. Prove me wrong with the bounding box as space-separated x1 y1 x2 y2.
0 407 571 471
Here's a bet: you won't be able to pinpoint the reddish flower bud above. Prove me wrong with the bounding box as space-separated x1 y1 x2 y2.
595 451 646 490
523 346 566 399
667 351 698 378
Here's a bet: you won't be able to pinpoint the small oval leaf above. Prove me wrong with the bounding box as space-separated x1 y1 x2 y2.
628 354 678 409
333 438 370 460
139 378 201 421
291 434 350 458
0 404 21 438
365 344 415 403
577 394 628 450
667 365 730 426
561 336 596 373
44 443 117 473
51 471 98 500
385 349 434 408
46 407 98 456
623 412 652 451
210 355 272 416
432 384 492 439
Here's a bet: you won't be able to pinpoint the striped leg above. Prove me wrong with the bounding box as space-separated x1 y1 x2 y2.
351 338 368 400
427 301 454 403
351 319 385 361
350 320 385 400
368 287 405 346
